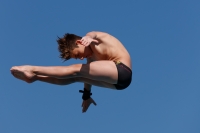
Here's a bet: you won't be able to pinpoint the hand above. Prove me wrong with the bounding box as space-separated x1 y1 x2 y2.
81 97 97 113
80 36 99 46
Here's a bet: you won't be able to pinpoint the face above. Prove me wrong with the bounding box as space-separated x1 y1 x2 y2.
70 41 93 60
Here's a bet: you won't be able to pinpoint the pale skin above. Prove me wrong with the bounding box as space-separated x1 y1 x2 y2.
10 31 132 113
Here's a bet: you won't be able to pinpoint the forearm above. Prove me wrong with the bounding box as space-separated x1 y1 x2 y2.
83 58 93 91
84 83 92 91
86 31 97 39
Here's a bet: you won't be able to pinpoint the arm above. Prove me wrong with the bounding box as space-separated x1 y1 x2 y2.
85 31 98 39
84 57 93 91
81 58 97 113
84 82 92 91
80 31 108 46
86 31 108 39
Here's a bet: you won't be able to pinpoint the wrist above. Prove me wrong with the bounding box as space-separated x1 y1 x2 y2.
86 32 96 39
85 35 93 39
84 88 91 92
79 88 92 100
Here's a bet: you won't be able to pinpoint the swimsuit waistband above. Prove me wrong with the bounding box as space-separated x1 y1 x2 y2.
114 60 121 65
113 60 132 73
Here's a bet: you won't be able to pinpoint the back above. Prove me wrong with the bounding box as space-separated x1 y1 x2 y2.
89 32 132 69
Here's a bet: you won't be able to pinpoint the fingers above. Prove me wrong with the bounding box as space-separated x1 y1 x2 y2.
82 101 90 113
92 39 99 43
82 41 90 46
81 101 84 107
81 98 97 113
81 40 91 46
79 37 98 46
82 99 90 113
92 100 97 106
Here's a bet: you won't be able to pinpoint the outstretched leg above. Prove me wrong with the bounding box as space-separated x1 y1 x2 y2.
11 68 36 83
36 76 116 89
10 60 118 84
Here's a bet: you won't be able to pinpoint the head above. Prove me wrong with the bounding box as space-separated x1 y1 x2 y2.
57 33 92 61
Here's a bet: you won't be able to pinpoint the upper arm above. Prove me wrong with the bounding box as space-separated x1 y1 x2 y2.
86 57 94 64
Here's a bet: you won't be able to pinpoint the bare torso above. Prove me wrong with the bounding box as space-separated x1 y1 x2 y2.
88 32 132 69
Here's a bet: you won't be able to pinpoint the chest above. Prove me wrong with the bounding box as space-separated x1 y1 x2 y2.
90 44 108 60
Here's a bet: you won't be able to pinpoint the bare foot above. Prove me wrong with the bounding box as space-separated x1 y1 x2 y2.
10 66 36 83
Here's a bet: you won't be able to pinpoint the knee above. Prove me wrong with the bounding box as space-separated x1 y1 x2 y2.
68 64 83 77
74 64 90 76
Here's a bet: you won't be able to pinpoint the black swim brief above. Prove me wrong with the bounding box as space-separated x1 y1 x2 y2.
113 61 132 90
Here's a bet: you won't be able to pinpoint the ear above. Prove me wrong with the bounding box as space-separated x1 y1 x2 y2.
76 40 82 45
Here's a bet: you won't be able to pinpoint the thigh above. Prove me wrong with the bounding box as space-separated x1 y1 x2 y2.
78 60 118 84
76 77 117 90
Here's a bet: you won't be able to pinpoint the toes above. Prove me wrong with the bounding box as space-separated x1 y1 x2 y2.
10 66 19 72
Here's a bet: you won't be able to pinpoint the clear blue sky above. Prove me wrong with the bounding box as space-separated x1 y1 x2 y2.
1 0 200 133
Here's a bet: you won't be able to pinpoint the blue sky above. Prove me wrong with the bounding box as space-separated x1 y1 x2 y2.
1 0 200 133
